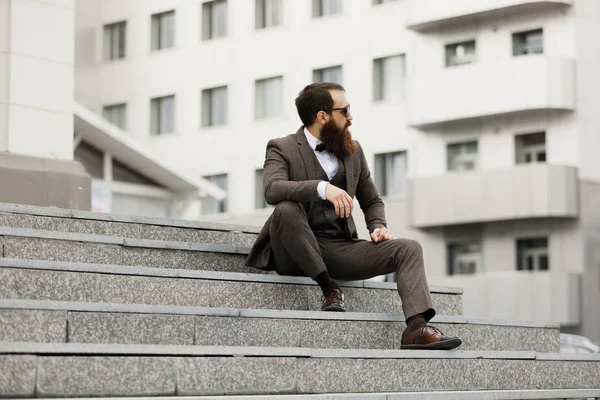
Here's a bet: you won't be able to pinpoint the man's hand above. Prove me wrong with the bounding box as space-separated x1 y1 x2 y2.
325 184 353 218
371 227 395 243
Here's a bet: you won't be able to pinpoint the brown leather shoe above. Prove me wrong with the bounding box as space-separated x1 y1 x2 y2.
321 288 346 312
401 324 462 350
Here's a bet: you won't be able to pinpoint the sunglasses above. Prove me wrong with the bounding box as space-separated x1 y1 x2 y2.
330 104 351 117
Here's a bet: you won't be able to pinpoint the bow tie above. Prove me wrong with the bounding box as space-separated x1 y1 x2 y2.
315 143 326 152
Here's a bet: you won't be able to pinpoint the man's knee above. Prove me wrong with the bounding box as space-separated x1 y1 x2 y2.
406 239 423 255
271 201 305 226
393 239 423 261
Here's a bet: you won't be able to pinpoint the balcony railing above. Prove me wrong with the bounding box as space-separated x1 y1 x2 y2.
408 56 575 128
407 164 579 228
406 0 573 32
430 270 581 326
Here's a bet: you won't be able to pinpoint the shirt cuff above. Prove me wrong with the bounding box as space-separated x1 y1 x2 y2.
317 181 329 200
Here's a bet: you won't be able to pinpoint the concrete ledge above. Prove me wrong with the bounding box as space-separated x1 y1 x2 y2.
0 155 91 211
0 266 463 315
123 238 249 254
0 227 249 255
0 227 124 245
1 345 598 397
536 352 600 361
0 300 559 352
0 212 257 247
0 258 463 295
3 341 599 361
0 299 556 328
0 202 262 233
0 342 541 359
72 389 600 399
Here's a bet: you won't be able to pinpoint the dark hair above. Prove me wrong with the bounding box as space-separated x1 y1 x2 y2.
295 82 345 126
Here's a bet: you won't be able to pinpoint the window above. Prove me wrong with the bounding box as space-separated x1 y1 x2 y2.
255 76 283 119
447 141 478 171
373 0 398 4
374 152 407 197
448 242 482 275
151 11 175 51
103 21 126 61
256 0 282 29
313 65 342 84
255 169 270 209
150 95 175 135
517 238 549 271
373 55 406 102
445 40 476 67
515 132 546 164
103 104 127 130
313 0 342 18
202 174 228 214
202 0 227 40
513 29 543 56
202 86 227 127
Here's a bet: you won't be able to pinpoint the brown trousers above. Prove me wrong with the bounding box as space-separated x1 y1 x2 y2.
269 201 435 321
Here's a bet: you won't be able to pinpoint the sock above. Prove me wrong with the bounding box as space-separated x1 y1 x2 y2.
406 314 426 332
315 271 340 296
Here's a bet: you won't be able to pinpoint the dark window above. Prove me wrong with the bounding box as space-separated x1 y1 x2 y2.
202 174 228 214
513 29 543 56
445 40 476 67
202 0 228 40
103 21 126 60
515 132 546 164
516 238 549 271
374 151 407 197
447 242 482 275
151 10 175 50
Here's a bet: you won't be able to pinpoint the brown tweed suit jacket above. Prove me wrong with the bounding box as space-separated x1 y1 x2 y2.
245 126 387 270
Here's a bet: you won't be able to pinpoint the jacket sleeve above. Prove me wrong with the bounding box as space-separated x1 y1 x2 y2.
263 139 322 205
354 141 387 233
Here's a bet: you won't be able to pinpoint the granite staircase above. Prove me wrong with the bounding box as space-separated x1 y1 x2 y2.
0 202 598 399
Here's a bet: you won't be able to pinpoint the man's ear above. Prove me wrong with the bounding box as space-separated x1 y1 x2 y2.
316 110 328 125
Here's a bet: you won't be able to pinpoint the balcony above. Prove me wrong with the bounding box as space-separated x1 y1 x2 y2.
406 0 572 32
408 56 575 129
431 271 581 325
407 164 578 228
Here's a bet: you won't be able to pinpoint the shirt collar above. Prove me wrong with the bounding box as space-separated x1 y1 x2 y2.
303 127 322 151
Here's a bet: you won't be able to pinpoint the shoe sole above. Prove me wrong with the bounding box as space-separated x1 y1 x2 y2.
321 304 346 312
400 338 462 350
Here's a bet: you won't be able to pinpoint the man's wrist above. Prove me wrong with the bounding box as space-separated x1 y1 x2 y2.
317 181 329 200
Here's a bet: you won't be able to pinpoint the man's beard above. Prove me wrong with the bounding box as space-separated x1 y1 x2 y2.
319 119 356 158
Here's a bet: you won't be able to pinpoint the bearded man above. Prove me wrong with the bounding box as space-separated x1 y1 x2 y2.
245 82 462 350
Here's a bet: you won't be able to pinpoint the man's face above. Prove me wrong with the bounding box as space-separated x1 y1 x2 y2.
328 90 353 131
318 90 356 158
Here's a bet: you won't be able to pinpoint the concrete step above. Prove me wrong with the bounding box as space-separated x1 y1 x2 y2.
0 299 558 352
39 390 600 400
0 227 256 273
2 343 599 398
0 202 260 245
0 259 463 315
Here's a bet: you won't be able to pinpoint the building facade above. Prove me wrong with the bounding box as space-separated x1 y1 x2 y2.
73 0 600 342
1 0 90 209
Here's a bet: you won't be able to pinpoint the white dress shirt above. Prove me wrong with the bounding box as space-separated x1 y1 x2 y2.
304 127 338 200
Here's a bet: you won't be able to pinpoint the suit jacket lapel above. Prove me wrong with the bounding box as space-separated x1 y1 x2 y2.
343 155 354 196
296 126 319 181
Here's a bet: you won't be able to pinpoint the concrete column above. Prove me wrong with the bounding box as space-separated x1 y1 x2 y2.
0 0 90 209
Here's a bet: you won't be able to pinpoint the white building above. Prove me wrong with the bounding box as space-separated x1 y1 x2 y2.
70 0 600 341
